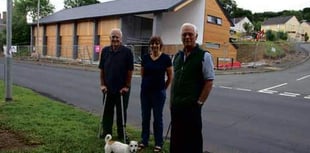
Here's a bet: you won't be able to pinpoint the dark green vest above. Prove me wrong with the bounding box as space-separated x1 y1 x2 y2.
171 45 205 107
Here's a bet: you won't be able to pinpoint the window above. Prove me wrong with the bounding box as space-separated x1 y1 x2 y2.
206 42 220 49
207 15 222 25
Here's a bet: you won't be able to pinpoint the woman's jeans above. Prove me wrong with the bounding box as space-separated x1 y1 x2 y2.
140 89 166 147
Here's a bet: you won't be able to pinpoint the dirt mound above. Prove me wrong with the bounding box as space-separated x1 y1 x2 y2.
0 128 37 151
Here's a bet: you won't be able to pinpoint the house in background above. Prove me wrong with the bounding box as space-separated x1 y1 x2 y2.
261 16 301 41
300 21 310 41
30 0 237 67
230 17 253 33
230 17 253 41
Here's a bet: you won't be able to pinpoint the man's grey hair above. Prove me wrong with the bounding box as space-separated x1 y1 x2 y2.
110 28 123 38
180 23 198 36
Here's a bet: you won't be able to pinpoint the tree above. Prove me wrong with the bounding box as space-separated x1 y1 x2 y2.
218 0 237 17
233 8 253 20
266 30 276 41
12 6 30 45
243 22 253 35
64 0 100 9
15 0 55 22
11 0 54 45
302 8 310 21
0 30 5 52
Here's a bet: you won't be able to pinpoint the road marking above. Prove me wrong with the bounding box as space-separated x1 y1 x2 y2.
296 75 310 81
257 83 287 94
305 95 310 99
258 90 278 94
219 86 233 89
235 88 252 92
259 83 288 91
279 92 300 97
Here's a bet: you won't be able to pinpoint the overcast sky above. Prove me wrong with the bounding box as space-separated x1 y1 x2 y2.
0 0 310 16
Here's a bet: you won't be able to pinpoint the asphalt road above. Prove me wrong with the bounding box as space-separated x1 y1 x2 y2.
0 43 310 153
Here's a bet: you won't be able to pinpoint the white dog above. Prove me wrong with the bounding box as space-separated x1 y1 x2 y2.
104 134 138 153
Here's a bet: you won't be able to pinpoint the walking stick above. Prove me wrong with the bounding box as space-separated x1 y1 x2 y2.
165 122 171 141
97 93 107 138
120 94 127 143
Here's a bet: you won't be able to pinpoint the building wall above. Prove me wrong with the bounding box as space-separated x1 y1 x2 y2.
46 24 57 57
160 0 205 45
97 17 120 47
60 22 74 58
34 26 44 53
300 22 310 37
203 0 237 65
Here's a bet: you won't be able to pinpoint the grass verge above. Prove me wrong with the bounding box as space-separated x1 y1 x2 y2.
0 81 169 153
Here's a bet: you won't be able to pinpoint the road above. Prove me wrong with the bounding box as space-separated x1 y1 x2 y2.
0 43 310 153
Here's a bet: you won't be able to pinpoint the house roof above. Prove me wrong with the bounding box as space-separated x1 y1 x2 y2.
262 16 294 25
38 0 185 24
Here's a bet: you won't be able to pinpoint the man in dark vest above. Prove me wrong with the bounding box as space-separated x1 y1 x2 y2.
170 23 215 153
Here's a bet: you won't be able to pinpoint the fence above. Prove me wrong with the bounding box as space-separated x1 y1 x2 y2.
6 41 299 70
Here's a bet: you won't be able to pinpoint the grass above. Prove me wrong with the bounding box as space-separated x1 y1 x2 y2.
264 41 286 59
0 81 169 153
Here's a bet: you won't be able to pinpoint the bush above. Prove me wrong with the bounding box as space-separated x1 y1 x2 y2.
277 31 288 40
266 30 276 41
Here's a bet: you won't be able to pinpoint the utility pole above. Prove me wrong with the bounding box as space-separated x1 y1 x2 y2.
4 0 13 101
36 0 40 56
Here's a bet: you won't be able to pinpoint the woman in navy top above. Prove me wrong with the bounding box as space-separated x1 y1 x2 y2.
139 36 173 152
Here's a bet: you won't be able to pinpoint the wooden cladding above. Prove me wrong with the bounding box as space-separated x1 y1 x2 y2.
98 17 120 47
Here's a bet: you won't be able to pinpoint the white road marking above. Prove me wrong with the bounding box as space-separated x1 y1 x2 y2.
258 90 278 94
296 75 310 81
279 92 300 97
257 83 287 94
235 88 252 92
219 86 233 89
259 83 288 91
215 85 309 100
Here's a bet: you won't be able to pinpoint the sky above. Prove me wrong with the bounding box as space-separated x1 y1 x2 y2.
0 0 310 16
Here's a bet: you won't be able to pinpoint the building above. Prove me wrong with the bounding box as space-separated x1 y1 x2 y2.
30 0 237 66
300 21 310 41
230 17 253 33
261 16 301 41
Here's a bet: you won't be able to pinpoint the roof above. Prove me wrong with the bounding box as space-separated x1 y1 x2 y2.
38 0 185 24
262 16 294 25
